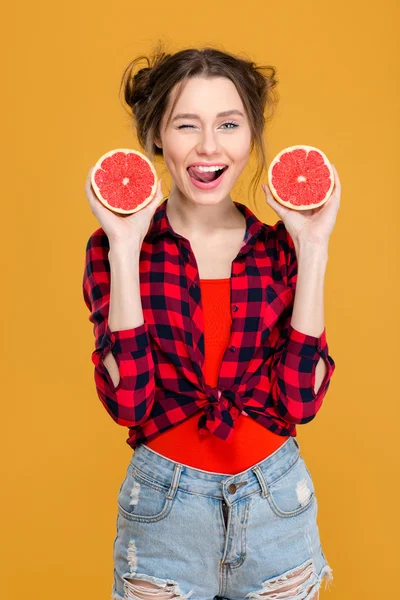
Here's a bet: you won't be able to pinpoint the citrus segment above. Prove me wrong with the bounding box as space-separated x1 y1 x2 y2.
267 145 334 211
91 148 158 214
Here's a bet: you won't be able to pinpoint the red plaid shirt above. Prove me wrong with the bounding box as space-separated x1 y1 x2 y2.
83 197 335 448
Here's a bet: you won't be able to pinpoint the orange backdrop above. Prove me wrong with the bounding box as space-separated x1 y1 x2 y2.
2 1 399 598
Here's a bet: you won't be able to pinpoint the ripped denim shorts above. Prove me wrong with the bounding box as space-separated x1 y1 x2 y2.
111 436 333 600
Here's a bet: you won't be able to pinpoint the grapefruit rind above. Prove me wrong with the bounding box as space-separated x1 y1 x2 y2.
91 148 158 215
267 145 334 211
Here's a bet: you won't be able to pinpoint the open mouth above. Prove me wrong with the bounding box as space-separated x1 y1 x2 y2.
186 165 229 183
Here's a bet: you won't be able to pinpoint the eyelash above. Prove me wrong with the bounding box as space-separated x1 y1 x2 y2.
177 121 239 130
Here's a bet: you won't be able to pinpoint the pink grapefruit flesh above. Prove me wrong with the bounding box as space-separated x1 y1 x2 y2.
91 148 158 214
267 145 334 211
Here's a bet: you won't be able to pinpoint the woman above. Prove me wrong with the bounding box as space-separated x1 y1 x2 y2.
83 44 340 600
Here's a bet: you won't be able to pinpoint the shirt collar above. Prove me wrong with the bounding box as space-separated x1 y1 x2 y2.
147 196 269 251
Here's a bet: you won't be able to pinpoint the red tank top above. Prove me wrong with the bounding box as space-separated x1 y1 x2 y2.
144 278 289 473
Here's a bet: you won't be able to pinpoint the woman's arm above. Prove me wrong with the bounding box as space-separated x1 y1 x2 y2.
83 230 156 426
266 222 335 425
105 245 145 388
291 239 329 394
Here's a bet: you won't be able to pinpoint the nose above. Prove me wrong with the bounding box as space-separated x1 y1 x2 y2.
196 126 221 155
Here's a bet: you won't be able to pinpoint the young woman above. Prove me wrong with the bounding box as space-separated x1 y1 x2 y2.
83 44 340 600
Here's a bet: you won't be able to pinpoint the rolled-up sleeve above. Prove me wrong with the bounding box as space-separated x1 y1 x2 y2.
270 323 336 424
268 221 336 424
82 229 155 427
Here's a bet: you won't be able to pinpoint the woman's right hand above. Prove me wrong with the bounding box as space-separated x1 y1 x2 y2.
85 166 164 247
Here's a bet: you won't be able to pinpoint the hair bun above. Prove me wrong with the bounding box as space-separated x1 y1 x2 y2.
134 66 151 81
129 67 153 106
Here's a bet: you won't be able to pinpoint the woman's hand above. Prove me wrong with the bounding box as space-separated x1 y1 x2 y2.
85 166 164 246
263 163 341 247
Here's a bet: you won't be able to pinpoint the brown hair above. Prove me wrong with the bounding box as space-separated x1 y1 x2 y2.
119 41 279 211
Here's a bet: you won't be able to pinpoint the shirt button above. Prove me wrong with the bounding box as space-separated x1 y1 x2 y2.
232 305 238 312
230 346 236 352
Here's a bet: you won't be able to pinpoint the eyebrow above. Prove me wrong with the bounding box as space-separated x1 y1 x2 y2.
172 109 245 122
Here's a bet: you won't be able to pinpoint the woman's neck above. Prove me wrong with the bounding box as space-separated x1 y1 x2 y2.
165 194 244 239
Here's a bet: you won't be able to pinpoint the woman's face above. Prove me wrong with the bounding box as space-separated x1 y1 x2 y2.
155 76 252 205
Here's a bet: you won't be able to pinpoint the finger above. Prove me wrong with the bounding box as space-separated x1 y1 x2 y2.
331 164 341 193
155 178 165 204
85 167 95 198
86 166 93 184
263 183 287 219
85 168 95 205
150 179 163 204
156 178 163 198
86 167 107 210
141 179 164 216
329 165 341 209
263 182 280 206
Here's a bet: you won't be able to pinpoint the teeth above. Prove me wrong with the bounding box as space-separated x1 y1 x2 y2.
190 165 226 173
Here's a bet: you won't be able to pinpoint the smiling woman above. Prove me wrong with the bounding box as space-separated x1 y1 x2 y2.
83 41 334 600
119 42 279 210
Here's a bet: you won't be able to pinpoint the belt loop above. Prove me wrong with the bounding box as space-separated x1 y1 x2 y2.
292 436 300 450
252 464 269 498
166 463 182 500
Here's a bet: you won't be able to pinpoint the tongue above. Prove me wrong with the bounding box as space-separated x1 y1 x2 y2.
188 166 218 183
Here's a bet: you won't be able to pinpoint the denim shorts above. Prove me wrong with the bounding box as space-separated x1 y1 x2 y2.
111 436 333 600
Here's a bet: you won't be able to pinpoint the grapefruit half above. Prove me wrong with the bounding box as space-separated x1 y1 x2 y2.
91 148 158 214
267 145 334 211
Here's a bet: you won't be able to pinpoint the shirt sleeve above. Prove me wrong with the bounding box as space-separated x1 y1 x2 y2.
82 228 156 427
268 221 336 425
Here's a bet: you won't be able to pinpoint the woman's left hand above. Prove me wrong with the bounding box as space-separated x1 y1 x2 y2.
263 163 341 247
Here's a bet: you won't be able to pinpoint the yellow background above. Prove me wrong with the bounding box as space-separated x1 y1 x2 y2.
2 0 399 598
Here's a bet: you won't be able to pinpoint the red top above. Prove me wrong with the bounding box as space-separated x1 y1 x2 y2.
145 277 289 473
82 197 335 449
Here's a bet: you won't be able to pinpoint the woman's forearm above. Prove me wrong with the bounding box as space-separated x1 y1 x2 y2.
291 240 329 394
103 244 144 388
108 245 144 331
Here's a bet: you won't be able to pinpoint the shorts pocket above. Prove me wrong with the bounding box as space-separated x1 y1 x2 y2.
266 455 315 518
117 466 175 523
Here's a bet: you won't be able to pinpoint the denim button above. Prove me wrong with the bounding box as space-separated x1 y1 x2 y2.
227 483 237 494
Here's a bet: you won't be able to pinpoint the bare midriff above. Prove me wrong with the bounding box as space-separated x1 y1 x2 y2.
144 278 289 474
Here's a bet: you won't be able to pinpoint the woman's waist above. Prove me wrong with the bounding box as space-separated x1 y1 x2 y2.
144 412 290 475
